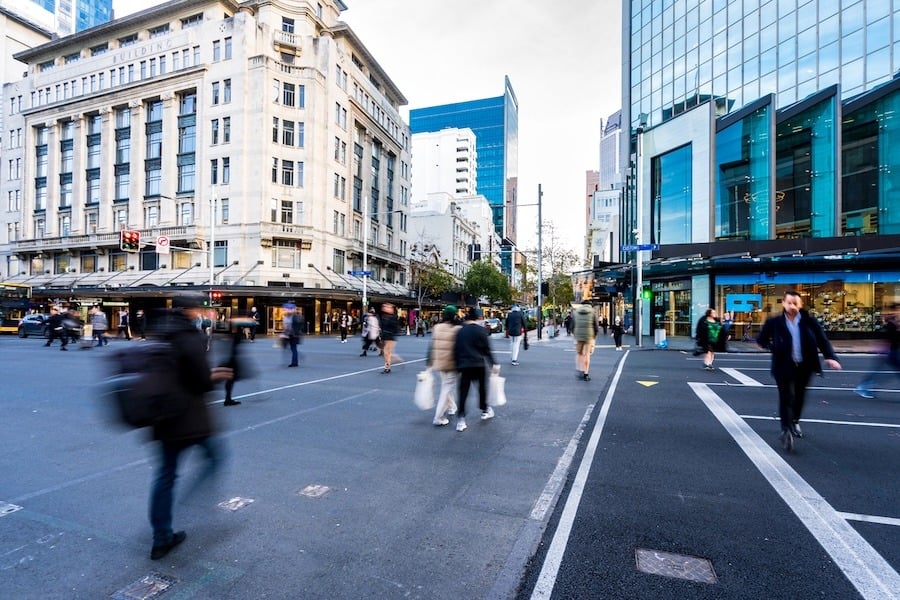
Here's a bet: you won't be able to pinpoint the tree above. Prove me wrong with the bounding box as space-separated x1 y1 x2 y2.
463 260 511 305
408 241 456 310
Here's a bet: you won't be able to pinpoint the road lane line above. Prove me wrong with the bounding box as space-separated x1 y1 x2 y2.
719 367 764 386
691 382 900 600
530 352 629 600
838 512 900 527
740 415 900 429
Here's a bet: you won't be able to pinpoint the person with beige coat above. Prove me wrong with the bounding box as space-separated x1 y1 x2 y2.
426 305 461 426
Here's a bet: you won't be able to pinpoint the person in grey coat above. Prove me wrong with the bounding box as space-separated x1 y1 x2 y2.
91 306 109 347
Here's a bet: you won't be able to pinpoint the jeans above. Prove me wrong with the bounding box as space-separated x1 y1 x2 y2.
288 336 299 365
509 335 523 362
149 436 222 545
457 366 487 417
93 330 108 346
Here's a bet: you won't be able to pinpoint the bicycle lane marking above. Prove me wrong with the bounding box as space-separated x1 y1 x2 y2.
530 350 630 600
690 381 900 600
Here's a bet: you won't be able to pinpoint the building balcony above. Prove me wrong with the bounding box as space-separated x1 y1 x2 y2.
274 30 301 52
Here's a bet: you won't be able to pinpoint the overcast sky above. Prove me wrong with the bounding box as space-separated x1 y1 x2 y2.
114 0 622 261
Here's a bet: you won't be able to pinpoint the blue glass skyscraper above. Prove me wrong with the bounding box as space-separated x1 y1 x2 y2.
27 0 112 34
410 76 518 273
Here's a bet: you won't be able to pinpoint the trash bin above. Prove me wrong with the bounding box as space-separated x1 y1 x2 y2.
654 328 666 346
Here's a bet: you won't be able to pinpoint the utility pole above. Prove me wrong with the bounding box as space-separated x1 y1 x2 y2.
537 184 543 341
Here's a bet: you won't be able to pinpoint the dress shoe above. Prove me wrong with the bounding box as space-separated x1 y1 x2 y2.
150 531 186 560
224 400 241 406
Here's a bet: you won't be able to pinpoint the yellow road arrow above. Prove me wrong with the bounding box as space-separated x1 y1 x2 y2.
637 381 659 387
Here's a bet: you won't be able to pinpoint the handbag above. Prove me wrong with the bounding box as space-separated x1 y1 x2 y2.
488 372 507 406
523 334 529 350
414 368 435 410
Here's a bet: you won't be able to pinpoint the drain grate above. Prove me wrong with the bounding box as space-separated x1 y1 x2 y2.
635 548 718 584
111 573 177 599
0 503 23 517
217 497 254 512
298 484 331 498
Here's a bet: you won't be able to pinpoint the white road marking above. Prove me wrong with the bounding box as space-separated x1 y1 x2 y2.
719 367 764 386
691 382 900 600
838 512 900 527
530 351 629 600
740 415 900 429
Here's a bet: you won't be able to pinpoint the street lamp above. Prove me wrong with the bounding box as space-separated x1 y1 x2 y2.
634 114 648 347
209 186 216 286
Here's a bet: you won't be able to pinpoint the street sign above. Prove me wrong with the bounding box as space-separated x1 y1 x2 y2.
348 270 372 276
621 243 660 252
155 235 170 254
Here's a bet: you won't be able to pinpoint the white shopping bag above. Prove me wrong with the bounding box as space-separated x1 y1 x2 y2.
414 369 435 410
488 373 507 406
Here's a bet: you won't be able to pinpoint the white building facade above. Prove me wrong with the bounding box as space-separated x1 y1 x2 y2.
410 127 477 202
0 0 413 325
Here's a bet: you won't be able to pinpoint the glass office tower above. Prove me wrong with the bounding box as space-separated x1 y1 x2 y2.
28 0 112 34
409 77 518 274
619 0 900 339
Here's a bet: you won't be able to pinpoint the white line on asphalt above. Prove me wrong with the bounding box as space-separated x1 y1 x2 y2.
739 415 900 429
708 381 900 394
838 512 900 527
690 382 900 600
529 404 596 521
719 367 765 386
530 352 629 600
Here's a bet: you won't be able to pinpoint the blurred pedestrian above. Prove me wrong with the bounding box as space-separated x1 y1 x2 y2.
282 303 304 367
66 307 82 344
44 306 68 351
453 307 499 432
756 290 841 452
379 303 400 373
610 316 625 351
91 306 109 347
360 308 380 357
426 305 460 426
505 304 526 366
572 304 599 381
248 306 260 342
338 311 349 343
135 309 147 340
854 302 899 399
147 292 232 560
222 316 256 406
117 308 131 340
695 308 725 371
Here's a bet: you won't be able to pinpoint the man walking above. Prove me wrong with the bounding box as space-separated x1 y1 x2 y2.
505 304 526 366
756 290 841 452
338 310 349 343
91 306 109 347
572 304 599 380
147 292 232 560
117 308 131 340
44 306 68 351
359 308 380 357
453 307 499 432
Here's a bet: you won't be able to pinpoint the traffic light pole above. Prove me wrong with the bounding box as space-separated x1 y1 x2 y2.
634 126 644 347
536 184 543 341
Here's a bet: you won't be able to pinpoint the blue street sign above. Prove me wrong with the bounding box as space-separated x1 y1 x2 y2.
620 243 660 252
348 270 372 276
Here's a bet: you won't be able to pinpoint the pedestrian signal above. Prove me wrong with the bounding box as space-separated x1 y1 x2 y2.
120 230 140 252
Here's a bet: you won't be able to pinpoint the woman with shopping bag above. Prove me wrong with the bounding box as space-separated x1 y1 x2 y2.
422 305 461 425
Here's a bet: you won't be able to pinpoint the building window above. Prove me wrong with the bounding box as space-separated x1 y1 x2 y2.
210 159 219 184
181 14 202 28
282 17 294 33
211 118 219 144
149 24 169 38
213 40 221 62
64 52 80 64
272 117 279 143
223 79 231 103
281 160 294 186
91 43 108 55
222 157 230 184
282 120 294 145
214 240 227 267
110 252 127 272
145 204 159 227
114 206 128 231
283 82 295 107
272 158 278 183
281 200 293 224
212 81 220 104
221 198 229 224
298 85 305 108
224 37 232 60
297 122 305 148
177 92 197 193
81 253 97 273
119 33 138 47
651 144 692 245
59 174 73 208
223 117 231 143
179 202 194 226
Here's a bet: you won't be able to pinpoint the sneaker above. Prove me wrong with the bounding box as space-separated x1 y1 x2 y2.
583 373 591 381
779 429 794 452
481 407 494 421
511 360 519 366
224 400 241 406
791 422 803 438
433 417 449 426
446 407 457 416
854 386 875 399
456 417 467 432
150 531 186 560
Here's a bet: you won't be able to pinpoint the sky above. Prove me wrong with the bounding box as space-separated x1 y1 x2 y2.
113 0 623 262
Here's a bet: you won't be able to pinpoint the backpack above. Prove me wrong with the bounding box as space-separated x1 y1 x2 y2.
99 341 186 428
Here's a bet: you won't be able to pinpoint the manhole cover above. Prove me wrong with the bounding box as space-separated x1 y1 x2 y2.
298 484 331 498
111 573 177 599
218 497 254 511
635 548 718 584
0 503 23 517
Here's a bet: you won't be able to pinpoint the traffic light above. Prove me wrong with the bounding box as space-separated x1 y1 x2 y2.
540 281 550 296
641 286 653 302
209 290 222 306
120 230 140 252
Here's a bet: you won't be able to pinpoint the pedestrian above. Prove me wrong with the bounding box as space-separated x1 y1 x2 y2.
572 304 599 381
359 308 380 357
91 306 109 347
379 302 400 373
756 290 841 452
600 316 609 336
453 307 499 432
135 309 147 340
222 316 255 406
248 306 260 342
44 306 69 351
415 316 426 337
118 308 131 340
610 316 625 351
695 308 726 371
505 304 526 366
426 305 461 426
854 302 900 399
338 310 349 343
146 291 233 560
66 307 83 344
563 311 573 336
283 303 304 367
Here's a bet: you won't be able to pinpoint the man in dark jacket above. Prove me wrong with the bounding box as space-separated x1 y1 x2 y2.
505 305 526 366
44 306 68 351
756 290 841 452
148 292 232 560
379 303 400 373
453 307 498 432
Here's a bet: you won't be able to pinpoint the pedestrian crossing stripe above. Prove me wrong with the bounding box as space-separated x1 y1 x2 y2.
637 381 658 387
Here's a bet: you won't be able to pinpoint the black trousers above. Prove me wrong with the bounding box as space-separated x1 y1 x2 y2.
457 366 487 418
46 328 67 347
774 363 813 430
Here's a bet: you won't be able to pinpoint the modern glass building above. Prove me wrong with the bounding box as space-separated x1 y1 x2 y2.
409 76 518 274
615 0 900 339
27 0 112 34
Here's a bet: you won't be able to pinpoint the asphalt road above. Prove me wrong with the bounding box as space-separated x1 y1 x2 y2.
2 332 897 599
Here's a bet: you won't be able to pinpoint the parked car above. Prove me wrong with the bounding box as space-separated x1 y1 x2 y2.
17 313 50 338
485 317 504 335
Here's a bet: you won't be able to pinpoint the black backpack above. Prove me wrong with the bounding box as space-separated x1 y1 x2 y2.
100 341 186 428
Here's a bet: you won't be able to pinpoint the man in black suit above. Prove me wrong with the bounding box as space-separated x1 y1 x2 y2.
756 290 841 452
